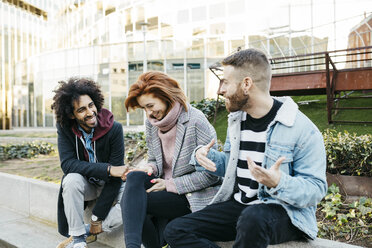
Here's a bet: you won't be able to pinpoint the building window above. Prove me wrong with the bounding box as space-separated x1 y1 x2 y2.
209 3 225 19
192 6 206 22
187 63 200 69
172 63 184 70
177 9 189 24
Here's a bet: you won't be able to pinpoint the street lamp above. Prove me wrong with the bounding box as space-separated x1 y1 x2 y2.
139 22 149 73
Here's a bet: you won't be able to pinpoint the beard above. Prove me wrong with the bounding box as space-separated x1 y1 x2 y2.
225 88 248 112
76 112 98 132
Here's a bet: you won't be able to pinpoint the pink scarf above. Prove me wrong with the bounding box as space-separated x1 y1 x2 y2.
148 102 183 186
148 101 182 133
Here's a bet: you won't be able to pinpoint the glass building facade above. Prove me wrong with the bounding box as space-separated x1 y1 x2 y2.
1 0 371 129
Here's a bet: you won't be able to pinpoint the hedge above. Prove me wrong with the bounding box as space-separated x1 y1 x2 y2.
0 142 55 161
191 98 225 120
323 129 372 177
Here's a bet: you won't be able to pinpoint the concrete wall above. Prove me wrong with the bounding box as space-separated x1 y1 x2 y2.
0 172 59 224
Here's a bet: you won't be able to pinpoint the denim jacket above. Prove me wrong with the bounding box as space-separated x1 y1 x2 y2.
190 96 327 239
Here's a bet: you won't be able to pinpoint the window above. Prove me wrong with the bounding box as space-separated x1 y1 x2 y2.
178 9 189 24
192 6 206 22
187 63 200 69
129 64 137 71
209 3 225 19
172 63 184 70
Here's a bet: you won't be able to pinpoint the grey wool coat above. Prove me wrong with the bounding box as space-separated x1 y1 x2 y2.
146 104 221 212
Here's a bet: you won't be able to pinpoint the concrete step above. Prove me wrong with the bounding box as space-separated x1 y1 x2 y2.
217 238 362 248
0 206 112 248
0 172 363 248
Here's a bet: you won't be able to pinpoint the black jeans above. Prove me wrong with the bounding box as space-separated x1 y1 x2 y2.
120 171 191 248
164 199 304 248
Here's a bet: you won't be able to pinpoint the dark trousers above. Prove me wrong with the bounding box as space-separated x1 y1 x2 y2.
120 171 191 248
164 199 304 248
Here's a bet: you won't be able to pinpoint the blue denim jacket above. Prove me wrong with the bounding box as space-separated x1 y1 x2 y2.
190 96 327 239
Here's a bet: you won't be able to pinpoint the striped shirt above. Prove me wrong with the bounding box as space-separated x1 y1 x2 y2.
234 99 282 205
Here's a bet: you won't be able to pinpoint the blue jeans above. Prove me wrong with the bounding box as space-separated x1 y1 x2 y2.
164 199 304 248
121 171 191 248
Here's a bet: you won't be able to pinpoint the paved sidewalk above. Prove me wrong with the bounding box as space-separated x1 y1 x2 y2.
0 206 112 248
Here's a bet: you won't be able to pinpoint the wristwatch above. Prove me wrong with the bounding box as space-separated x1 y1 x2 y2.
91 214 99 222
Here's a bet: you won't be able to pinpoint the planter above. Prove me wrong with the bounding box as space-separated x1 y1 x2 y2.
326 172 372 197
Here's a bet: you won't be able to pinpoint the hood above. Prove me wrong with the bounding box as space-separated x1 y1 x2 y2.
71 108 114 141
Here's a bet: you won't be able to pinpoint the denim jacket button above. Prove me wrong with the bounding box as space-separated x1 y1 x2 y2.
187 193 192 197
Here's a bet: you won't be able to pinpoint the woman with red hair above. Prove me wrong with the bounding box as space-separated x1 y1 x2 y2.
121 71 220 248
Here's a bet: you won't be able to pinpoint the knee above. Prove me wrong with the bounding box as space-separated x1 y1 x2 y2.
62 173 85 194
125 171 147 186
237 205 267 232
164 219 182 244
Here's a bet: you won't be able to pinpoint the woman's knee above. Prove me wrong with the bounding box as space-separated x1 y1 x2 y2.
126 171 148 184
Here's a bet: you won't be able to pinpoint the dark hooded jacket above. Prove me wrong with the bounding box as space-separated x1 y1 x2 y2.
57 108 124 237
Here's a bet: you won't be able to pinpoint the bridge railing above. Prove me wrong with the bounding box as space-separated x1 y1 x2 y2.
270 46 372 74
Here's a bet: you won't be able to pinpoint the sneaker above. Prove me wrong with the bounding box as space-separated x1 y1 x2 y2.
56 236 73 248
73 242 87 248
85 234 97 243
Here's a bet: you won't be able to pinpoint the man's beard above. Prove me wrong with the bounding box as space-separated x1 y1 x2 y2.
225 89 248 112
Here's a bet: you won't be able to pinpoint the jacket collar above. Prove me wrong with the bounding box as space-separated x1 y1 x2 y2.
177 103 191 125
227 96 298 127
272 96 298 127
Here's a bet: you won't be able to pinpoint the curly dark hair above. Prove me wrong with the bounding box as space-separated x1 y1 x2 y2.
51 78 104 128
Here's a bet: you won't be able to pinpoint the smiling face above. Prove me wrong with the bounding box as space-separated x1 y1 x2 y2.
71 94 98 133
137 93 169 120
219 65 248 112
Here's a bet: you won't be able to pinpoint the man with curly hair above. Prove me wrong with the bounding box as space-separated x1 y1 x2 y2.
52 78 128 248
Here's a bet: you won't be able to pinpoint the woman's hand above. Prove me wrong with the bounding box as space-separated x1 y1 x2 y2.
146 178 166 192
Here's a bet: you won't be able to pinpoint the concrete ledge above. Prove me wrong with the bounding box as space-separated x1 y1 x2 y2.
217 238 361 248
0 172 59 223
0 172 362 248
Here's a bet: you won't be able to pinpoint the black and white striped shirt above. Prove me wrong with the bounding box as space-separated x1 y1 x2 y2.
234 99 282 205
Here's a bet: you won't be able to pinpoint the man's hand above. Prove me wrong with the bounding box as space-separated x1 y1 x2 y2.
195 139 217 172
122 164 154 181
247 156 286 189
146 178 166 193
109 165 129 178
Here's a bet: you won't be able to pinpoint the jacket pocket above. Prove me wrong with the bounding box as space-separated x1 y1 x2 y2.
265 144 294 175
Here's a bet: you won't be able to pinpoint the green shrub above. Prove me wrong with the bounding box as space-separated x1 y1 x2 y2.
323 129 372 177
191 98 225 120
0 142 55 161
317 184 372 244
124 131 147 163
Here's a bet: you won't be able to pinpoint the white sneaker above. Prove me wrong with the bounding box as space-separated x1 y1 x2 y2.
73 242 87 248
